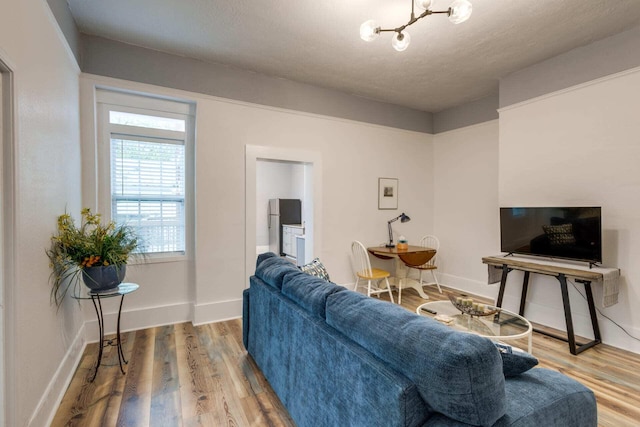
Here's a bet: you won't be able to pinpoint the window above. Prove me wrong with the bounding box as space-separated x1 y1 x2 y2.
97 91 193 257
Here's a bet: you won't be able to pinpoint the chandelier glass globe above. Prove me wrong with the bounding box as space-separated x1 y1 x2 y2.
360 20 381 42
449 0 473 24
391 32 411 52
414 0 433 11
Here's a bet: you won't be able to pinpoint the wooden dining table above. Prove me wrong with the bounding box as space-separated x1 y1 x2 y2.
367 245 436 300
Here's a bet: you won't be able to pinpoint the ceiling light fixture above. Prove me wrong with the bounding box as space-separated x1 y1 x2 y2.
360 0 473 51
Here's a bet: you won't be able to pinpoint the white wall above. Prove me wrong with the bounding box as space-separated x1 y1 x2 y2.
433 121 500 295
499 67 640 353
79 73 433 327
195 96 433 319
0 0 83 425
256 160 305 247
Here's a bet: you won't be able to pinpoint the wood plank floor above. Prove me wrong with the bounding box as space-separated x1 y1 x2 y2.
52 286 640 427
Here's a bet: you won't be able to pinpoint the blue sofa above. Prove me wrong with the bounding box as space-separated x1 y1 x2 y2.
243 253 597 427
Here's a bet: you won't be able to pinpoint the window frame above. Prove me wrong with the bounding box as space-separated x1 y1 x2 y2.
96 91 194 263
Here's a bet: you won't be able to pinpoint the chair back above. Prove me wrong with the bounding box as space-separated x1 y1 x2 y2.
351 241 373 277
419 235 440 267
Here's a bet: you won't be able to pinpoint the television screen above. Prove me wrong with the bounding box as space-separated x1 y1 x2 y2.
500 207 602 263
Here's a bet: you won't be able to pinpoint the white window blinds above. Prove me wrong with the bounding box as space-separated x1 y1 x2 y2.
111 136 186 254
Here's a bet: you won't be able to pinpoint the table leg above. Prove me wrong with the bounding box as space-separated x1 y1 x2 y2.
89 293 129 381
519 271 530 316
90 295 104 382
558 274 578 354
496 265 510 307
395 260 430 300
116 295 127 374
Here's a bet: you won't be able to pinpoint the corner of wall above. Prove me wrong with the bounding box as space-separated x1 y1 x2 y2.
433 92 499 134
30 324 86 427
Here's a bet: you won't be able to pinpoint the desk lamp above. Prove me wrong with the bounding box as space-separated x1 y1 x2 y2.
386 213 411 247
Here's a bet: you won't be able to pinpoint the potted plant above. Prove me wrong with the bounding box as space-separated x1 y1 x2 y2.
47 208 141 307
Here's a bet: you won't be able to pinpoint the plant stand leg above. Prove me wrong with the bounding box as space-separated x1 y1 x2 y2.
116 295 127 372
90 295 104 382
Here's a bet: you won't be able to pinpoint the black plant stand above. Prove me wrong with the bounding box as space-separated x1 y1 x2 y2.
73 283 139 381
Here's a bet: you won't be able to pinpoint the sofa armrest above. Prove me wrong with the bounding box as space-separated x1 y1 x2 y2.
423 368 597 426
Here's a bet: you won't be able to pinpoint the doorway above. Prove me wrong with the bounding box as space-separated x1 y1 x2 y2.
256 159 308 259
245 145 322 286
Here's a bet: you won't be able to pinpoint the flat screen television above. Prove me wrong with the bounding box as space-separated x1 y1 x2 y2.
500 207 602 264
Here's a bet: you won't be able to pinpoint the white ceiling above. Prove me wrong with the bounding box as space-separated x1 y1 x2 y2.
68 0 640 112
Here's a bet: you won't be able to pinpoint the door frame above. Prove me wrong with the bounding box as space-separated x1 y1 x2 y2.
245 145 322 286
0 54 16 427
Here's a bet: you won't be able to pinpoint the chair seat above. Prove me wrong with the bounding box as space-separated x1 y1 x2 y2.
357 268 390 280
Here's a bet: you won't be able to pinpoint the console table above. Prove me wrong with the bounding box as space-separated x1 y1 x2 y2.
73 282 139 381
482 256 606 355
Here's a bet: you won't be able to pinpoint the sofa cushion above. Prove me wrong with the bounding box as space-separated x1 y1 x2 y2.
326 291 506 427
254 254 300 289
495 343 539 377
281 270 346 318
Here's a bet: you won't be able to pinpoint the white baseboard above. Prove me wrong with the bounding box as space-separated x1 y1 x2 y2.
30 323 86 427
433 273 498 300
193 298 243 326
84 302 192 342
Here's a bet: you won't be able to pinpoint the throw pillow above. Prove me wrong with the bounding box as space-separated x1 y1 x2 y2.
495 342 538 377
542 223 576 246
299 258 331 282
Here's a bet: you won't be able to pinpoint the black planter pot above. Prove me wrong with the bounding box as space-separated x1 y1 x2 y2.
82 264 126 292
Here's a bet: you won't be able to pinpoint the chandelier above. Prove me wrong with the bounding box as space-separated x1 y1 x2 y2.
360 0 473 51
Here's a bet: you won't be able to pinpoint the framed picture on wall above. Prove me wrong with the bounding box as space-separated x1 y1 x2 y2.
378 178 398 210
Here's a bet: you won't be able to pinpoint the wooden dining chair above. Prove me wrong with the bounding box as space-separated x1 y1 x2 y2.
351 241 395 303
411 235 442 294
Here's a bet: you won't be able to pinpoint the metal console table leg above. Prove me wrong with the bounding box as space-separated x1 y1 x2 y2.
495 265 601 355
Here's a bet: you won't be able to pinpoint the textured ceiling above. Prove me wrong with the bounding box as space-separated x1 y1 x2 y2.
67 0 640 112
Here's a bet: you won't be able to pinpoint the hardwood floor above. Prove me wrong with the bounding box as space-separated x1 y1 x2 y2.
52 286 640 426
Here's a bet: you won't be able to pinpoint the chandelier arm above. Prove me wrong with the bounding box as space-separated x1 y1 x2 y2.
380 9 452 34
360 0 471 50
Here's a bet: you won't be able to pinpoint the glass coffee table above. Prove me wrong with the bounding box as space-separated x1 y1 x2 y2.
417 300 533 353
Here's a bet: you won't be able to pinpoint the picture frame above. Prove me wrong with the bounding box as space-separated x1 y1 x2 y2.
378 178 398 210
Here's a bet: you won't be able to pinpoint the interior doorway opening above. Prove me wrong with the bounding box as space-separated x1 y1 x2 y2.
245 145 322 286
256 159 312 265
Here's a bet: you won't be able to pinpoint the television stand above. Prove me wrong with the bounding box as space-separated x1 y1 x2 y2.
482 256 607 355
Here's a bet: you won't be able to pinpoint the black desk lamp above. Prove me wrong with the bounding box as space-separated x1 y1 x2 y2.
386 213 411 247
